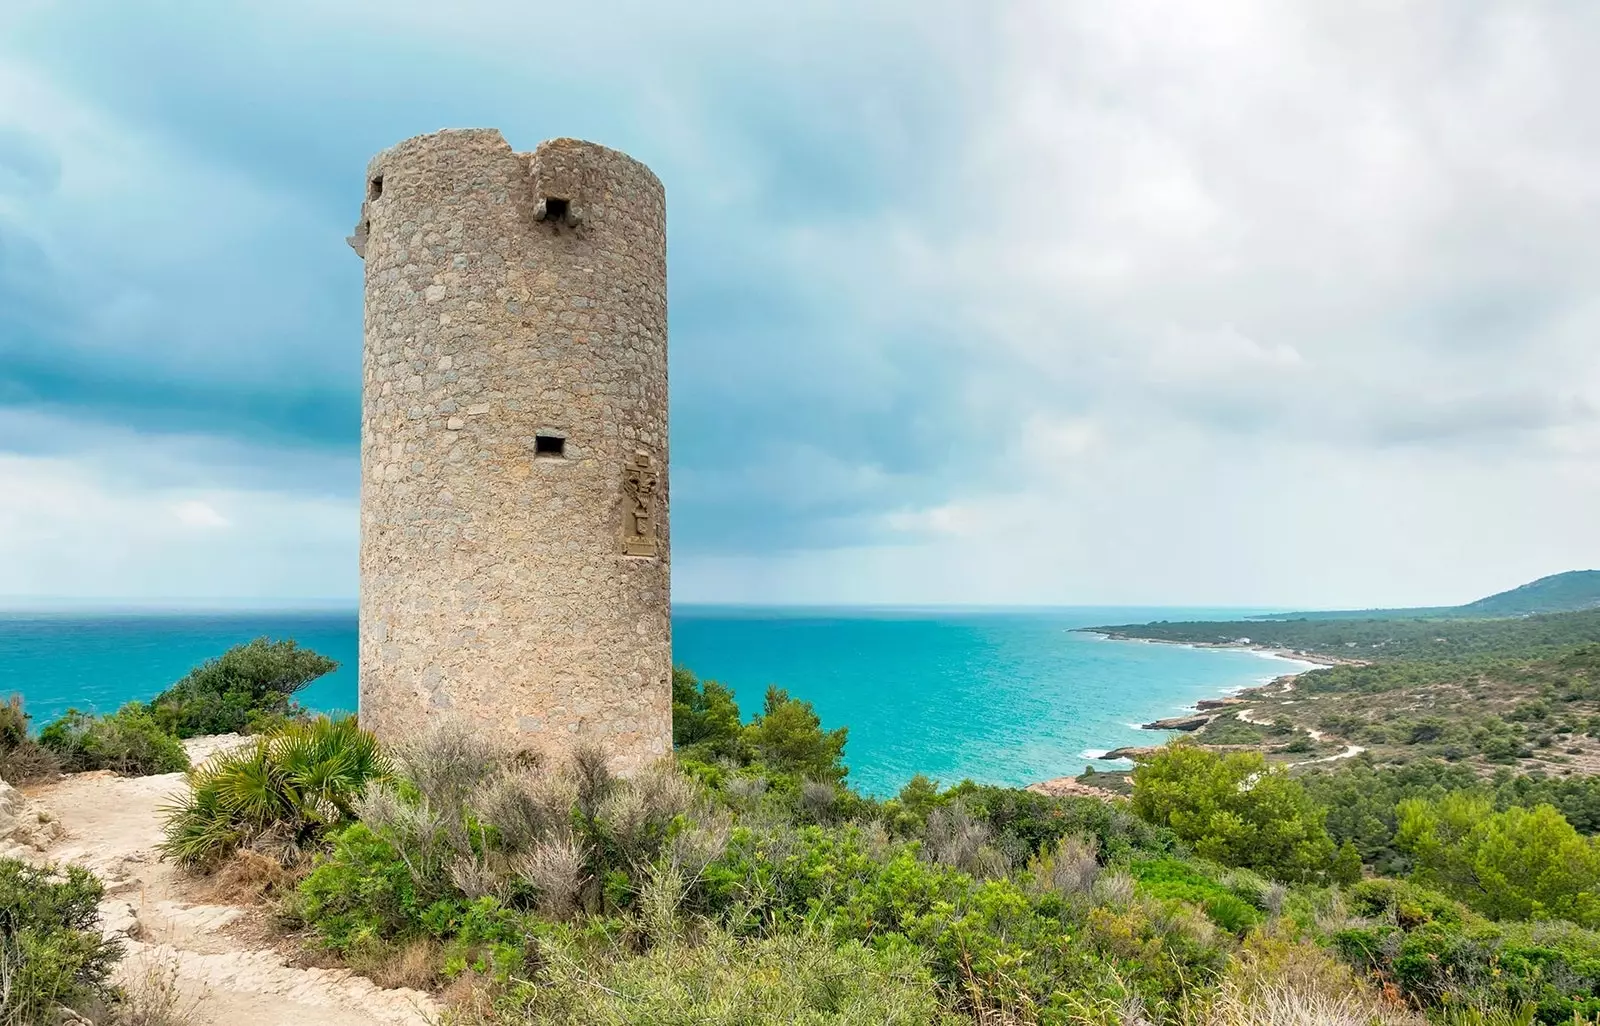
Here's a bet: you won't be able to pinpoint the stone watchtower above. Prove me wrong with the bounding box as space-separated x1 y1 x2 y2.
350 129 670 773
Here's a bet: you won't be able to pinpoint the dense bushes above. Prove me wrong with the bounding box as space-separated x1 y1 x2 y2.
39 703 189 776
467 927 958 1026
6 639 339 784
672 669 849 787
0 696 58 784
291 727 730 963
1335 878 1600 1023
151 637 337 738
139 662 1600 1024
1130 742 1344 884
1305 756 1600 875
0 858 120 1024
1397 793 1600 926
670 667 741 757
161 716 386 868
280 723 1282 1023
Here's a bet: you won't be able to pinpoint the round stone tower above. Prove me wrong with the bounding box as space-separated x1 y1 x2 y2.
350 129 669 773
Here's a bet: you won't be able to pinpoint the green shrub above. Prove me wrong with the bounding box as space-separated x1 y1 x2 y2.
1131 740 1338 883
671 667 741 759
1128 857 1262 934
0 695 59 784
0 858 121 1024
38 703 189 776
290 822 427 950
477 926 959 1026
942 780 1175 864
1330 877 1600 1023
700 820 1221 1019
1397 793 1600 926
151 637 337 738
744 685 849 785
670 670 851 787
160 715 386 868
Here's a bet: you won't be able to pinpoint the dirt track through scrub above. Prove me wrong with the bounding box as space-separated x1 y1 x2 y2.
16 737 437 1026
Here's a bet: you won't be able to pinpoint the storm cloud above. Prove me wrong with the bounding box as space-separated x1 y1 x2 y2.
1 0 1596 606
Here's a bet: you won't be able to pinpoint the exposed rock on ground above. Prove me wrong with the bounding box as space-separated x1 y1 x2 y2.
0 774 65 857
1025 776 1124 801
1140 714 1213 731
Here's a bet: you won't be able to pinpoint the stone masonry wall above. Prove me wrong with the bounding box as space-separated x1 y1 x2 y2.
353 129 670 774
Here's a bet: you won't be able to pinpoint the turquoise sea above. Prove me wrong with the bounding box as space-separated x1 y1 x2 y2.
0 606 1312 796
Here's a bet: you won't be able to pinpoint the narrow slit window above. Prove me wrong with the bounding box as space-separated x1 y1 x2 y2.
535 434 566 457
369 175 384 201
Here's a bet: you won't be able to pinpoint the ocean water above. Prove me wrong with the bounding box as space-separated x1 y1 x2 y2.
0 606 1313 796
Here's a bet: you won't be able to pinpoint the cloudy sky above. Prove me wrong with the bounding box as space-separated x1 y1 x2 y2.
2 1 1597 609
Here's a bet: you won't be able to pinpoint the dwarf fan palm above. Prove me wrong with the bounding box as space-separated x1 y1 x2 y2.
160 716 389 869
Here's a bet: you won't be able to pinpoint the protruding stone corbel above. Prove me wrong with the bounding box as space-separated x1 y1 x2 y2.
348 202 370 259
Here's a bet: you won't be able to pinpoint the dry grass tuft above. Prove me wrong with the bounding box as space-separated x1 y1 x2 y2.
366 938 444 992
199 849 300 906
1028 834 1100 899
109 953 204 1026
924 801 1010 878
515 833 589 919
1191 931 1423 1026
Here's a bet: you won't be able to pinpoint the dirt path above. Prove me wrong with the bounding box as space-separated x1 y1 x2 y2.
1234 708 1367 766
17 738 438 1026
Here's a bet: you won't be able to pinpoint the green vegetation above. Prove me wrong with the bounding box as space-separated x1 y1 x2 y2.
672 668 849 786
150 637 337 738
39 703 189 776
160 715 387 869
0 858 120 1024
1130 742 1343 884
1174 641 1600 775
1335 877 1600 1023
1397 794 1600 926
7 639 341 783
0 695 59 784
1090 607 1600 662
1064 600 1600 1021
474 928 957 1026
132 663 1596 1024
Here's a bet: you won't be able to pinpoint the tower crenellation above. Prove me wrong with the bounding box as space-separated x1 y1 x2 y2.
352 128 670 773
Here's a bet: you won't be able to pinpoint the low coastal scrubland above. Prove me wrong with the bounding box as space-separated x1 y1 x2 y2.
9 631 1600 1024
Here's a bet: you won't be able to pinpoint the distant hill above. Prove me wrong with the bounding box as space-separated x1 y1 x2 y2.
1258 570 1600 621
1087 606 1600 662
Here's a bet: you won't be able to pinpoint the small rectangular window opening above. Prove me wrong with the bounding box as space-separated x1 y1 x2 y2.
369 175 384 201
535 434 566 457
544 197 570 221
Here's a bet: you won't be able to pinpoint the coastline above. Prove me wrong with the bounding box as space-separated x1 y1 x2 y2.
1075 627 1357 668
1049 632 1336 781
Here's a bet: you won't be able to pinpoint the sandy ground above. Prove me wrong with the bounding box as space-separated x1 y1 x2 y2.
14 736 438 1026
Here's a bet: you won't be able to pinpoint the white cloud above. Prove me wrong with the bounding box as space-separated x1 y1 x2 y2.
695 0 1600 605
3 0 1598 607
170 500 230 530
0 453 353 603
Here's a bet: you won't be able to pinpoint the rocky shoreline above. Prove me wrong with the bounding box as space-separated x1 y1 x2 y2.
1026 635 1340 791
